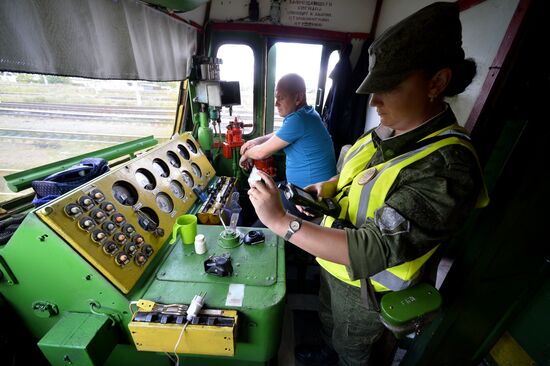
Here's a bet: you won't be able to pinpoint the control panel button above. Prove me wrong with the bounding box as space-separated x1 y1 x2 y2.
78 195 95 211
113 232 127 245
100 201 116 214
141 244 154 257
91 229 108 243
134 253 148 266
64 203 83 218
112 213 126 226
133 234 145 247
90 209 107 223
102 241 119 256
124 242 138 256
122 224 136 236
115 252 131 266
78 216 96 231
102 221 116 234
90 189 106 203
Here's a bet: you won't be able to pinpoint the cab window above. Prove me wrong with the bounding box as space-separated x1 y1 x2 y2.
268 42 339 131
216 44 255 135
0 72 178 203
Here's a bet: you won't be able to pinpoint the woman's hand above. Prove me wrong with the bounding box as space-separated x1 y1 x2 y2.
304 179 338 199
248 171 285 227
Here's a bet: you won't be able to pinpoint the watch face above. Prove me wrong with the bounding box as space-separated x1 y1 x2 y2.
290 220 301 231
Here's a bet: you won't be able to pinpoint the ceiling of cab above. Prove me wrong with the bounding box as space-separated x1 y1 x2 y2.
143 0 209 12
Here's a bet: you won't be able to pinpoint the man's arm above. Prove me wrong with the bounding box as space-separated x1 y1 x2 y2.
240 133 274 154
241 135 289 161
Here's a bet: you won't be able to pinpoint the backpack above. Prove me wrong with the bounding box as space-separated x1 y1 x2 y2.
31 158 109 207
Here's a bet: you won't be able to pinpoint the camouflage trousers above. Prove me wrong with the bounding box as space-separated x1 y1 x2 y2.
318 268 384 366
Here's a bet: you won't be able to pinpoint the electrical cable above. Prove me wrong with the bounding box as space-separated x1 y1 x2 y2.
171 292 206 366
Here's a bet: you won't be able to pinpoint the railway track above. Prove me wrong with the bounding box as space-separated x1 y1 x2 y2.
0 102 174 121
0 127 142 144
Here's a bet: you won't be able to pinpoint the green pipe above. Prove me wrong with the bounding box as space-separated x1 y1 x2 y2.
4 136 157 192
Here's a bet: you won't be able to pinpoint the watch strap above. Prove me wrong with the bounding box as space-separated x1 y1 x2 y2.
284 217 303 241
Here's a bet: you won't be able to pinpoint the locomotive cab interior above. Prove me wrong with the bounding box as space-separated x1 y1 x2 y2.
1 1 549 365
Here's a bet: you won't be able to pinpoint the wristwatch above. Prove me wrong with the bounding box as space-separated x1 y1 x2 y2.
284 217 303 241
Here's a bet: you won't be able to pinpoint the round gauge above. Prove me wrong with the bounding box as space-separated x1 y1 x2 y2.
177 144 190 160
155 192 174 213
152 158 170 178
136 207 159 232
135 169 156 190
181 170 194 187
112 181 138 206
191 163 202 178
169 180 185 198
166 151 181 168
186 139 198 154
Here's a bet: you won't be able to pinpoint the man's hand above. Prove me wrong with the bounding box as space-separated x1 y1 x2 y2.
239 154 252 170
240 140 258 155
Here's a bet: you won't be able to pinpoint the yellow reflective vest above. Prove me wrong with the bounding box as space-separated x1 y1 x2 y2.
317 123 489 292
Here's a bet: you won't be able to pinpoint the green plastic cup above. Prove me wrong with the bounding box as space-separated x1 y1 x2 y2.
170 214 197 245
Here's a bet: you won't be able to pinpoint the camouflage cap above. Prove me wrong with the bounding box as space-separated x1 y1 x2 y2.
357 1 465 94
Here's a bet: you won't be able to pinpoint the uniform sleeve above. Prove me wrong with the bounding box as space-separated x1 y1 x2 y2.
346 145 483 279
275 114 305 144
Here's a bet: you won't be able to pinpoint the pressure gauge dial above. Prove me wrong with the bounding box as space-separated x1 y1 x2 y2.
155 192 174 213
186 139 198 154
182 171 194 187
169 180 185 198
112 181 138 206
152 158 170 178
191 163 202 178
135 169 156 190
166 151 181 168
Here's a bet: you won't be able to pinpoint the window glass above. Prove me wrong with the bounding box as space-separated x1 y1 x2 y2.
217 44 254 134
0 72 178 203
323 50 341 107
271 42 323 131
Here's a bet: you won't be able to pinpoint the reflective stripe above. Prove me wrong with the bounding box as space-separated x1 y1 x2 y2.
370 270 417 291
355 148 421 227
343 136 373 166
318 123 488 292
356 128 472 227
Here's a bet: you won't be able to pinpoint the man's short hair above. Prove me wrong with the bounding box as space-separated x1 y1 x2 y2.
277 73 306 96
